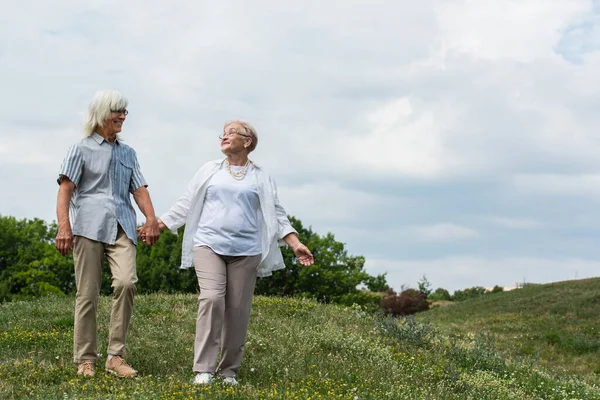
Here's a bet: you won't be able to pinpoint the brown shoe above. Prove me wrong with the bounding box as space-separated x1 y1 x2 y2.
77 361 95 377
105 356 137 378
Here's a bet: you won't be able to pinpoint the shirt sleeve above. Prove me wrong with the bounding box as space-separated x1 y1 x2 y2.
57 144 84 187
270 176 298 243
129 150 148 194
160 163 210 232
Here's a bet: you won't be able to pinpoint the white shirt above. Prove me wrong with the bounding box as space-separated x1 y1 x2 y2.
160 159 298 278
193 165 262 256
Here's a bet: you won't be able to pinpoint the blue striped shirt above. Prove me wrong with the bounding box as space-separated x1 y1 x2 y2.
58 132 147 245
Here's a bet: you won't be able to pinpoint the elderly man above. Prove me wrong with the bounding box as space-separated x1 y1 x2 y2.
55 90 160 378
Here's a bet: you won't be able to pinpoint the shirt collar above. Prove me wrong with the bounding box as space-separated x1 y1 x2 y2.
91 132 120 145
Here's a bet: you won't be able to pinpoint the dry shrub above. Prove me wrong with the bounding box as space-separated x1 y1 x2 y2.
381 288 429 316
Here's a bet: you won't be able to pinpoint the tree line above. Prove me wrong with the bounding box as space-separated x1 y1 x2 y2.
0 215 507 315
0 215 388 306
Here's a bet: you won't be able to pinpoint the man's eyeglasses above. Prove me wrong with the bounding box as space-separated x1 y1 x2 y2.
111 109 129 116
219 129 250 140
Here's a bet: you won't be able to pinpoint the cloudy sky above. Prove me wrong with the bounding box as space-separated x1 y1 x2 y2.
2 0 600 293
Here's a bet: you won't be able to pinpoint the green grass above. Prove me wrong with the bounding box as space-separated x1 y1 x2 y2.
423 277 600 384
1 290 599 399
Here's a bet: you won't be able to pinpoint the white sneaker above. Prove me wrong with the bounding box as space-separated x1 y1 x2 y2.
193 373 213 385
222 376 238 386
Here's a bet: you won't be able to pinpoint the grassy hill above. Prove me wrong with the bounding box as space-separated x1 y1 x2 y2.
1 288 600 399
423 277 600 383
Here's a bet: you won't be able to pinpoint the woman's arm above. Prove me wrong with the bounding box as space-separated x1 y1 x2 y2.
269 176 314 266
270 176 298 240
159 190 193 232
159 164 210 231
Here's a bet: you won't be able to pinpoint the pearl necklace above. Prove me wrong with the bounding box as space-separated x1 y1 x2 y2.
225 159 250 180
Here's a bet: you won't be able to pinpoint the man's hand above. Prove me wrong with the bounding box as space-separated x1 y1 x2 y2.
56 178 75 256
133 186 160 246
56 224 74 256
137 218 167 245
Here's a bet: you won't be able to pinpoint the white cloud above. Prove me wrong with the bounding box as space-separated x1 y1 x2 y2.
413 223 479 241
488 216 543 229
513 173 600 198
335 98 461 178
2 0 600 296
276 182 388 224
435 0 591 61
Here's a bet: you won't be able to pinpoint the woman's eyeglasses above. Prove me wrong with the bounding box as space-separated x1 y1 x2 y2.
219 129 250 140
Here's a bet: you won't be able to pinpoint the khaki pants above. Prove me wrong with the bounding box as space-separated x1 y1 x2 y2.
72 227 137 364
192 246 261 377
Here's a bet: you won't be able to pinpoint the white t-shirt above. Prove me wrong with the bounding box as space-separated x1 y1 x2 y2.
193 164 262 256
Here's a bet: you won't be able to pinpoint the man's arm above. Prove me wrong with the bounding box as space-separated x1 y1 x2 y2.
56 179 75 256
133 186 160 246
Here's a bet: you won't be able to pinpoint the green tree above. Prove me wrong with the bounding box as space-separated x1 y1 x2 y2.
0 216 74 301
428 287 452 301
491 285 504 293
452 286 487 302
135 227 197 294
417 275 432 297
255 216 383 306
0 214 388 307
365 273 389 292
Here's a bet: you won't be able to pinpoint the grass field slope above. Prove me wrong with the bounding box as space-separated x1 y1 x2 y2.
1 286 600 399
424 277 600 385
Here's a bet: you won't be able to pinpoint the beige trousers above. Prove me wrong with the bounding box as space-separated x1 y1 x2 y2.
72 227 137 364
192 246 261 377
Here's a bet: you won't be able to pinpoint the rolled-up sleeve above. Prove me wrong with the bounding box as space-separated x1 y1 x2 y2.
129 151 147 194
58 144 84 186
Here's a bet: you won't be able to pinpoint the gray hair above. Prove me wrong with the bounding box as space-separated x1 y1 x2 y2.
83 90 129 137
224 120 258 152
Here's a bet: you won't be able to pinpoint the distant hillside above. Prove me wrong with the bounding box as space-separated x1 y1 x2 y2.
423 277 600 383
1 293 600 399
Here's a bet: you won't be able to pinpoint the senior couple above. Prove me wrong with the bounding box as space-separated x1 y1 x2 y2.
56 90 314 385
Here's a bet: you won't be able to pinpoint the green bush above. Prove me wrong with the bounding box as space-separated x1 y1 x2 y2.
490 285 504 293
429 287 452 301
448 332 507 375
378 314 437 348
453 286 487 302
335 290 382 310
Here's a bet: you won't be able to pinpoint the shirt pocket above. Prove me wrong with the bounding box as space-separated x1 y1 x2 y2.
118 158 134 188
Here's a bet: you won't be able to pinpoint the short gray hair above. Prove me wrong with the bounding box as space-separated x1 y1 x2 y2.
83 90 128 137
224 120 258 152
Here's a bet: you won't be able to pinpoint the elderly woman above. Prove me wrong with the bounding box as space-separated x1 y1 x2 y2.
153 120 313 385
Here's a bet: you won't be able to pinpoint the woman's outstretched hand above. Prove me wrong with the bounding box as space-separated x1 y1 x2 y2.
292 243 314 266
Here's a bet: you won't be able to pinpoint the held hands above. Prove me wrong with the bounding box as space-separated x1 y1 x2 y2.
292 243 314 266
56 224 73 256
137 218 161 246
